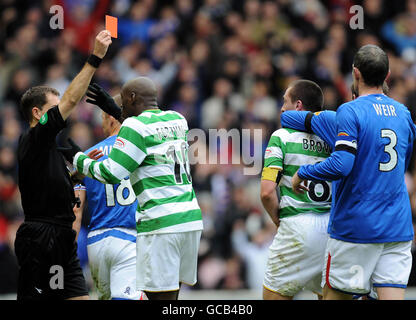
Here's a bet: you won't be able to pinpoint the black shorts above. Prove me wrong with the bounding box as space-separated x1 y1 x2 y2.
14 221 88 300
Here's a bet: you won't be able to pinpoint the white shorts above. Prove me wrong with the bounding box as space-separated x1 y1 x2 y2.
136 230 202 292
87 228 145 300
263 212 330 297
323 237 413 295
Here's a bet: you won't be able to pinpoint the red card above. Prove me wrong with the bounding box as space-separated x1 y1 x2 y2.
105 15 118 38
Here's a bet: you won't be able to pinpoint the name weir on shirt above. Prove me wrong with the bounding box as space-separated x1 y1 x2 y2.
373 104 397 117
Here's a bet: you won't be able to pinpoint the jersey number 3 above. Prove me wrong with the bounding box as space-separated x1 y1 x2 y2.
379 129 398 172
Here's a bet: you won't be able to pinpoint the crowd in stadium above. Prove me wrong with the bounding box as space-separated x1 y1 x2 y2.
0 0 416 295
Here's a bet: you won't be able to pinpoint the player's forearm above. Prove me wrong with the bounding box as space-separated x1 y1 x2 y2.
72 190 85 241
73 152 123 185
58 30 111 120
281 111 308 132
298 150 355 181
72 208 82 241
260 191 280 226
58 63 97 120
281 111 337 149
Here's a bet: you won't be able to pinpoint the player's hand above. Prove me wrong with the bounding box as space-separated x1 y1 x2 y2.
92 30 112 59
87 148 104 160
86 83 122 121
57 138 81 163
292 171 309 194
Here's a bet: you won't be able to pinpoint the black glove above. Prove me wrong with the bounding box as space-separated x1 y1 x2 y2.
57 138 81 163
86 83 122 121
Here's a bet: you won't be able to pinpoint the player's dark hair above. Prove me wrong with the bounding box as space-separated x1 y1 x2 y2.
288 80 323 112
353 44 389 87
20 86 60 122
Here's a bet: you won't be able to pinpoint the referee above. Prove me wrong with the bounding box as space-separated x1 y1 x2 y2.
14 30 112 300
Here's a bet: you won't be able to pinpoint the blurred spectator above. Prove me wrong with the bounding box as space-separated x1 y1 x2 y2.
56 0 111 55
231 218 274 291
200 77 245 130
382 12 416 57
246 79 278 123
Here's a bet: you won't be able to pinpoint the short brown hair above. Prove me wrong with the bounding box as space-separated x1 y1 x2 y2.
288 80 323 112
20 86 60 122
353 44 389 87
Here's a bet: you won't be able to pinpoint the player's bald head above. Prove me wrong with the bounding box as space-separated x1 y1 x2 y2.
121 77 157 103
120 77 158 118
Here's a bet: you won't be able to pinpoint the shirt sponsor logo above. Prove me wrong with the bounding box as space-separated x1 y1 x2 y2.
114 138 125 149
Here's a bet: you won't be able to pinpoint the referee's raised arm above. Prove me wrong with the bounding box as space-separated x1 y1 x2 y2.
14 30 112 301
58 30 112 120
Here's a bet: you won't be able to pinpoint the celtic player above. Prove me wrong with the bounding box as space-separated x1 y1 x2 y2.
72 77 203 300
261 80 331 300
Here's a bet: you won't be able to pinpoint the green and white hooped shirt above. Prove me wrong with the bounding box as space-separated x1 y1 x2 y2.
74 109 203 235
264 128 332 219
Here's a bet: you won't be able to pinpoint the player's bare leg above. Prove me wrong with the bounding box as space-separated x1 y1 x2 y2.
263 286 293 300
376 287 405 300
66 295 89 300
323 284 352 300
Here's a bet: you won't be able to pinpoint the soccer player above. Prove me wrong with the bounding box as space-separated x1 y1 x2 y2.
290 45 415 300
71 77 203 300
15 30 112 300
261 80 332 300
73 94 146 300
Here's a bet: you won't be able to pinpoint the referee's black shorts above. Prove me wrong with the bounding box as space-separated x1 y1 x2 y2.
14 221 88 300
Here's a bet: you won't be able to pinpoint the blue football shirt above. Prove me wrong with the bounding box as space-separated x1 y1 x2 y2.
82 135 138 231
281 94 416 243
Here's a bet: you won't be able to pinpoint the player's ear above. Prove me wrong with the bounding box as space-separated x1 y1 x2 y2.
130 92 136 103
353 66 361 82
384 70 391 82
295 100 303 111
32 106 43 121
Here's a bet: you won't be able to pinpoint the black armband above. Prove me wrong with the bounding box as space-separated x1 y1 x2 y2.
305 112 314 133
87 54 102 68
334 144 357 155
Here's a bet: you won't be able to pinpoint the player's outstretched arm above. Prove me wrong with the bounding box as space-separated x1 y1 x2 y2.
292 105 357 193
58 30 112 120
293 150 355 188
73 118 147 185
280 111 310 132
281 110 337 148
86 83 122 121
292 151 355 194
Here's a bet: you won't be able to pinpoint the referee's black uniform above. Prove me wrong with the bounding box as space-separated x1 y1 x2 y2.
15 105 88 300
